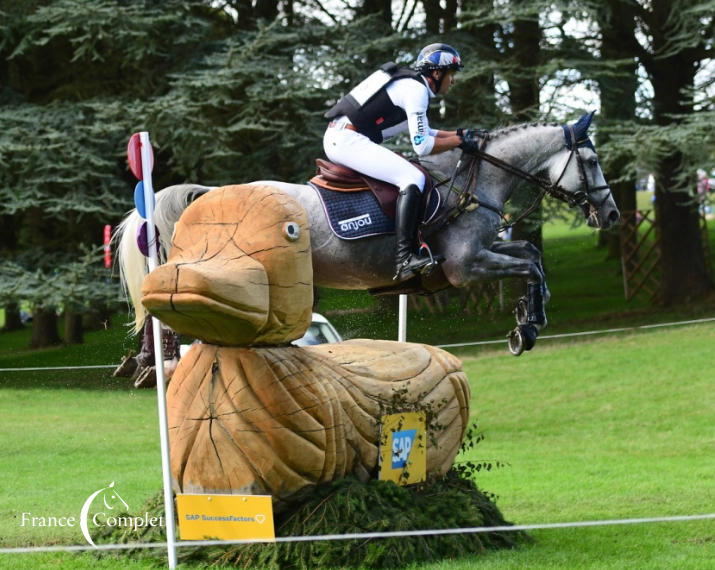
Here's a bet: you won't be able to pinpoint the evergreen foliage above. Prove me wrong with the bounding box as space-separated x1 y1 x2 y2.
2 0 715 346
98 454 523 569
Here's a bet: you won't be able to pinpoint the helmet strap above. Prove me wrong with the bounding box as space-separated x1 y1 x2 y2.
427 70 443 94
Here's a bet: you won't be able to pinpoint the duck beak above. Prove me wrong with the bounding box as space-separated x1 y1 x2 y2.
142 240 270 347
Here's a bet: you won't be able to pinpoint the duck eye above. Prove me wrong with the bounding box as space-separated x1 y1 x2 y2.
282 222 300 242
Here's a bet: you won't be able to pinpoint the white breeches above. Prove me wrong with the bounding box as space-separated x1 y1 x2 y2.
323 124 426 192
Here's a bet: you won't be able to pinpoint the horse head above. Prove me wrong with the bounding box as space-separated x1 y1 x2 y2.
101 481 129 512
551 111 620 230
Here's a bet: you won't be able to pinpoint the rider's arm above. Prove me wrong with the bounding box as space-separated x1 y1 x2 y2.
400 84 461 155
429 130 463 154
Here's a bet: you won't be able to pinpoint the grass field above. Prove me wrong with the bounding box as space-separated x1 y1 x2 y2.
1 207 714 569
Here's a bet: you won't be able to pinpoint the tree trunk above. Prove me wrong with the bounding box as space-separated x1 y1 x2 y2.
64 311 84 345
445 0 499 127
507 8 543 273
596 0 639 259
655 155 711 305
647 12 712 305
422 0 443 34
2 303 24 332
29 307 61 349
358 0 393 29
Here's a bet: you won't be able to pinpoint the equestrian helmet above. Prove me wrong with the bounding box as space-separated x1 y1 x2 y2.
414 43 464 73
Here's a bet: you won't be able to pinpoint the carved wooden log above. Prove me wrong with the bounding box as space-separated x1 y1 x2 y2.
142 184 313 346
168 339 470 500
141 182 472 500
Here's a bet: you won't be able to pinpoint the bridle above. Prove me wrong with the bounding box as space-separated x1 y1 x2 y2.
425 127 612 233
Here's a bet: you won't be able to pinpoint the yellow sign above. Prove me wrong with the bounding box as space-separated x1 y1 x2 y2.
176 494 275 541
378 411 427 485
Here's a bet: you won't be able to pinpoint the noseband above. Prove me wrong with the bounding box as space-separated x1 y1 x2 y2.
549 125 612 211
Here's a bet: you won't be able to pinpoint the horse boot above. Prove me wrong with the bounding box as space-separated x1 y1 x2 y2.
115 320 153 379
112 350 137 378
392 185 444 281
132 320 155 370
526 282 547 328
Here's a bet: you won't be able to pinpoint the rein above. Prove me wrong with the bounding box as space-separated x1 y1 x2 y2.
424 127 612 234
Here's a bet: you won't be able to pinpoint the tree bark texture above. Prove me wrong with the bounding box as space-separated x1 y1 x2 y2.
141 185 313 347
29 307 61 349
597 0 639 258
64 311 84 345
168 340 470 501
2 303 24 332
358 0 393 29
646 4 712 304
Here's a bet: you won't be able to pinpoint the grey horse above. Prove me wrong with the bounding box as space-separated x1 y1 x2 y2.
116 115 619 357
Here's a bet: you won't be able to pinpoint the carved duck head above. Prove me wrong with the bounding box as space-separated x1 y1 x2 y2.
141 184 313 346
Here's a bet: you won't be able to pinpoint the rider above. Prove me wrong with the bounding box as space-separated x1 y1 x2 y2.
324 43 475 281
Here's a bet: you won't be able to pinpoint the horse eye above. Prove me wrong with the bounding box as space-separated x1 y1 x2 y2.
588 158 599 167
282 222 300 242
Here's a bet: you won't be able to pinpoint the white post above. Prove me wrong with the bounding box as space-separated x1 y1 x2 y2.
139 132 178 570
398 294 407 342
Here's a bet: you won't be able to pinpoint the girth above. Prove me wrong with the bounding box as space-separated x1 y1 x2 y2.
310 157 434 220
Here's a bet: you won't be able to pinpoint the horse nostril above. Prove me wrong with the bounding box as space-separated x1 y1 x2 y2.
608 210 620 224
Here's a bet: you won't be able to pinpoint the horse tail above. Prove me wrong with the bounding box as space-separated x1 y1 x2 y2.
114 184 213 333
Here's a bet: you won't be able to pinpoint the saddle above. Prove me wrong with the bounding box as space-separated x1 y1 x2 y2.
310 157 434 220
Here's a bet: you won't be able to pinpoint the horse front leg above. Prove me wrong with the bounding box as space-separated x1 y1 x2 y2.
489 240 550 303
445 248 547 356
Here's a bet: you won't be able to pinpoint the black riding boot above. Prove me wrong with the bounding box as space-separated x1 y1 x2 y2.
393 185 443 281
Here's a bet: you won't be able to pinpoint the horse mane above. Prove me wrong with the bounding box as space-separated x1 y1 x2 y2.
487 121 561 139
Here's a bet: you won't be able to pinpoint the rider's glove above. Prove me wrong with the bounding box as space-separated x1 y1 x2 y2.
456 128 469 138
458 134 481 155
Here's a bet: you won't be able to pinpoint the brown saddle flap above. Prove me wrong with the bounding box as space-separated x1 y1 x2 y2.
311 158 433 220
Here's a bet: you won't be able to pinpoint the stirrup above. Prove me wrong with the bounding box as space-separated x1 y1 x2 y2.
393 251 445 282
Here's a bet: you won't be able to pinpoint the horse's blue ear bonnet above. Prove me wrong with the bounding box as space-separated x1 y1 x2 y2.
562 111 596 152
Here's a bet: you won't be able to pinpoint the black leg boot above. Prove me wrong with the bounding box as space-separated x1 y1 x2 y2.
392 185 444 281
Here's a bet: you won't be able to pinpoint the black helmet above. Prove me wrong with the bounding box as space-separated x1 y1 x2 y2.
414 43 464 73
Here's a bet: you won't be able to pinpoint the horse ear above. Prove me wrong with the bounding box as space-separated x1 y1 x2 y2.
573 110 596 140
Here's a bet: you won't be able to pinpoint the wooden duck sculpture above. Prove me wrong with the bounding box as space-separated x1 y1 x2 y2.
141 184 470 501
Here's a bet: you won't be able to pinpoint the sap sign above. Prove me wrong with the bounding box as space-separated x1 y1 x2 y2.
391 429 417 469
379 411 426 485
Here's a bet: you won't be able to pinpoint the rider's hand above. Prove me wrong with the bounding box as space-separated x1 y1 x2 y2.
458 135 481 155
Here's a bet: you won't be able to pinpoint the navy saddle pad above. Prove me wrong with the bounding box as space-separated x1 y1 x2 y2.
310 183 441 241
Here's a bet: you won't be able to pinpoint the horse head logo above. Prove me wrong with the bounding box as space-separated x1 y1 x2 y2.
80 481 129 547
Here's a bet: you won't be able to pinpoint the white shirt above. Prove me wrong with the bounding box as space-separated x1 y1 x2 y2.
380 76 439 156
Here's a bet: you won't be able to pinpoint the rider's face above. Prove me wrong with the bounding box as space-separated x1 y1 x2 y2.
435 70 456 95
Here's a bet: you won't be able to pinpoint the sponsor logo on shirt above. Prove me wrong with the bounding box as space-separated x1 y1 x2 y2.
415 112 426 133
413 135 425 145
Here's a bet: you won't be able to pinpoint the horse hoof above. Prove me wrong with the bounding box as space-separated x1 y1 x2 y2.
507 324 538 356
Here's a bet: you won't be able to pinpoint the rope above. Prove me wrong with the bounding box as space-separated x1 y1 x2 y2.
1 317 713 372
0 364 116 372
1 513 714 555
436 316 715 349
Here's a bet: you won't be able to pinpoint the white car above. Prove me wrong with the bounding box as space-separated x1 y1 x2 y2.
179 313 342 357
292 313 343 346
